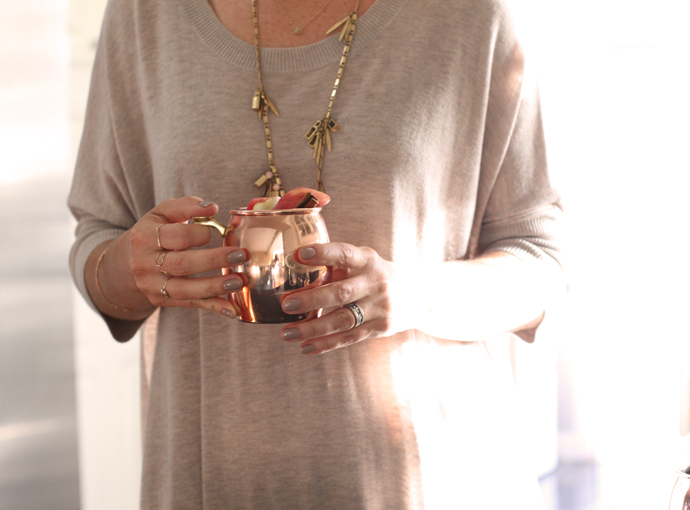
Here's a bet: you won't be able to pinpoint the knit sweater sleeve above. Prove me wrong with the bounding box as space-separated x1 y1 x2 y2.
470 2 564 342
474 4 563 268
477 84 563 266
67 0 154 342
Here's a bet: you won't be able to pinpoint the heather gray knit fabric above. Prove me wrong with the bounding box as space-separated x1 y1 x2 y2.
68 0 560 507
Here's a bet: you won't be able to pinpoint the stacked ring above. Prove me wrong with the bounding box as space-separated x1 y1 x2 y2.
155 250 167 267
155 223 165 248
156 224 170 294
160 274 173 298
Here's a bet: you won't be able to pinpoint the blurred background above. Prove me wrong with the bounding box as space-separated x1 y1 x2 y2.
0 0 688 508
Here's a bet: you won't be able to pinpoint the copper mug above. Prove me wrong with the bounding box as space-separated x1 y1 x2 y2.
669 466 690 510
192 208 331 324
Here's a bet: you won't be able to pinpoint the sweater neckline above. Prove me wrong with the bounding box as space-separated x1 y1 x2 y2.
180 0 408 73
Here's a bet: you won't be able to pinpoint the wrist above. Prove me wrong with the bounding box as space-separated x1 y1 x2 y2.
388 260 430 335
88 238 155 319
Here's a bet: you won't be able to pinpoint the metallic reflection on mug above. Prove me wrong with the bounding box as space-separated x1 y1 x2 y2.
193 208 331 324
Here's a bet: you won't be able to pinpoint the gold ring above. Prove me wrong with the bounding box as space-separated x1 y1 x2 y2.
160 274 173 299
155 223 165 249
155 250 167 267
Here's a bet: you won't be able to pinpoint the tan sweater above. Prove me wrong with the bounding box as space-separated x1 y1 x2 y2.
69 0 561 507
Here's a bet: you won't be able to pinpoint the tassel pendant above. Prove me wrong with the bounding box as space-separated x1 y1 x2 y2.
254 167 284 197
251 88 279 118
305 117 339 170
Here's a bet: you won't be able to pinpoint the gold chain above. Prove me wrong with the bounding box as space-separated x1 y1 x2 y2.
251 0 282 196
251 0 360 195
274 0 335 35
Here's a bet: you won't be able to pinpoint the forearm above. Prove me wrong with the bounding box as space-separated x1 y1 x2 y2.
85 233 156 320
415 251 564 342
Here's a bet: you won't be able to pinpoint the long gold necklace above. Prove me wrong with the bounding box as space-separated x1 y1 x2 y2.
251 0 360 196
274 0 335 35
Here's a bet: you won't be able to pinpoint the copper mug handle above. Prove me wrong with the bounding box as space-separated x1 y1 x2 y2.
190 216 233 237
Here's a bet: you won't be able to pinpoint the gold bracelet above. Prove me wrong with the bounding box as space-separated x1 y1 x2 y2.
94 246 140 313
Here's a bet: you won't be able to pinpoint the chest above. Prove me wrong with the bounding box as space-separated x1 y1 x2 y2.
127 2 491 259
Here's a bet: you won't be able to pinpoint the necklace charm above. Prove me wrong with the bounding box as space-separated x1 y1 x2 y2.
251 88 279 118
251 89 261 111
306 117 339 192
254 167 284 197
275 0 335 36
306 118 339 159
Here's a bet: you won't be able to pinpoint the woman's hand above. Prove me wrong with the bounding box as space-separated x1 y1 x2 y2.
276 244 563 353
88 196 250 319
279 243 414 355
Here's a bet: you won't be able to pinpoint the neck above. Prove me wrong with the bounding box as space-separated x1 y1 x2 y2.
208 0 374 48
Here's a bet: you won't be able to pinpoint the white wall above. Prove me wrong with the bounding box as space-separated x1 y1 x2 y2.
532 0 690 506
72 299 142 510
69 0 143 508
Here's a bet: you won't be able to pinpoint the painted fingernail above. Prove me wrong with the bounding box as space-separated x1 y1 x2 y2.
282 328 301 341
300 344 315 354
223 279 242 292
300 247 316 260
283 298 301 312
222 308 237 319
227 250 246 264
198 200 216 208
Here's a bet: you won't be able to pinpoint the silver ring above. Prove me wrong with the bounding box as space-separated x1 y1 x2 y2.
346 302 364 328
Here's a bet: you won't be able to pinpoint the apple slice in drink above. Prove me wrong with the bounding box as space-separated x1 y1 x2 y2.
273 188 330 210
246 188 330 210
247 196 280 211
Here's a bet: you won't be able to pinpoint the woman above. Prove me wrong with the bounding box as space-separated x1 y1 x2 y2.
69 0 564 507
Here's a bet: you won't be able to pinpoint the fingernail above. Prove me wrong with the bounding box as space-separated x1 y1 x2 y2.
283 298 301 312
300 247 316 260
282 328 301 341
301 344 315 354
227 250 246 264
198 200 216 208
222 308 236 319
223 279 242 292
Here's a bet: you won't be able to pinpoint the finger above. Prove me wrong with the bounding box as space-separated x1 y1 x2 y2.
155 294 241 319
151 196 219 224
281 300 372 343
295 243 372 271
298 317 390 355
154 222 223 251
158 246 250 275
281 273 369 314
146 273 247 304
